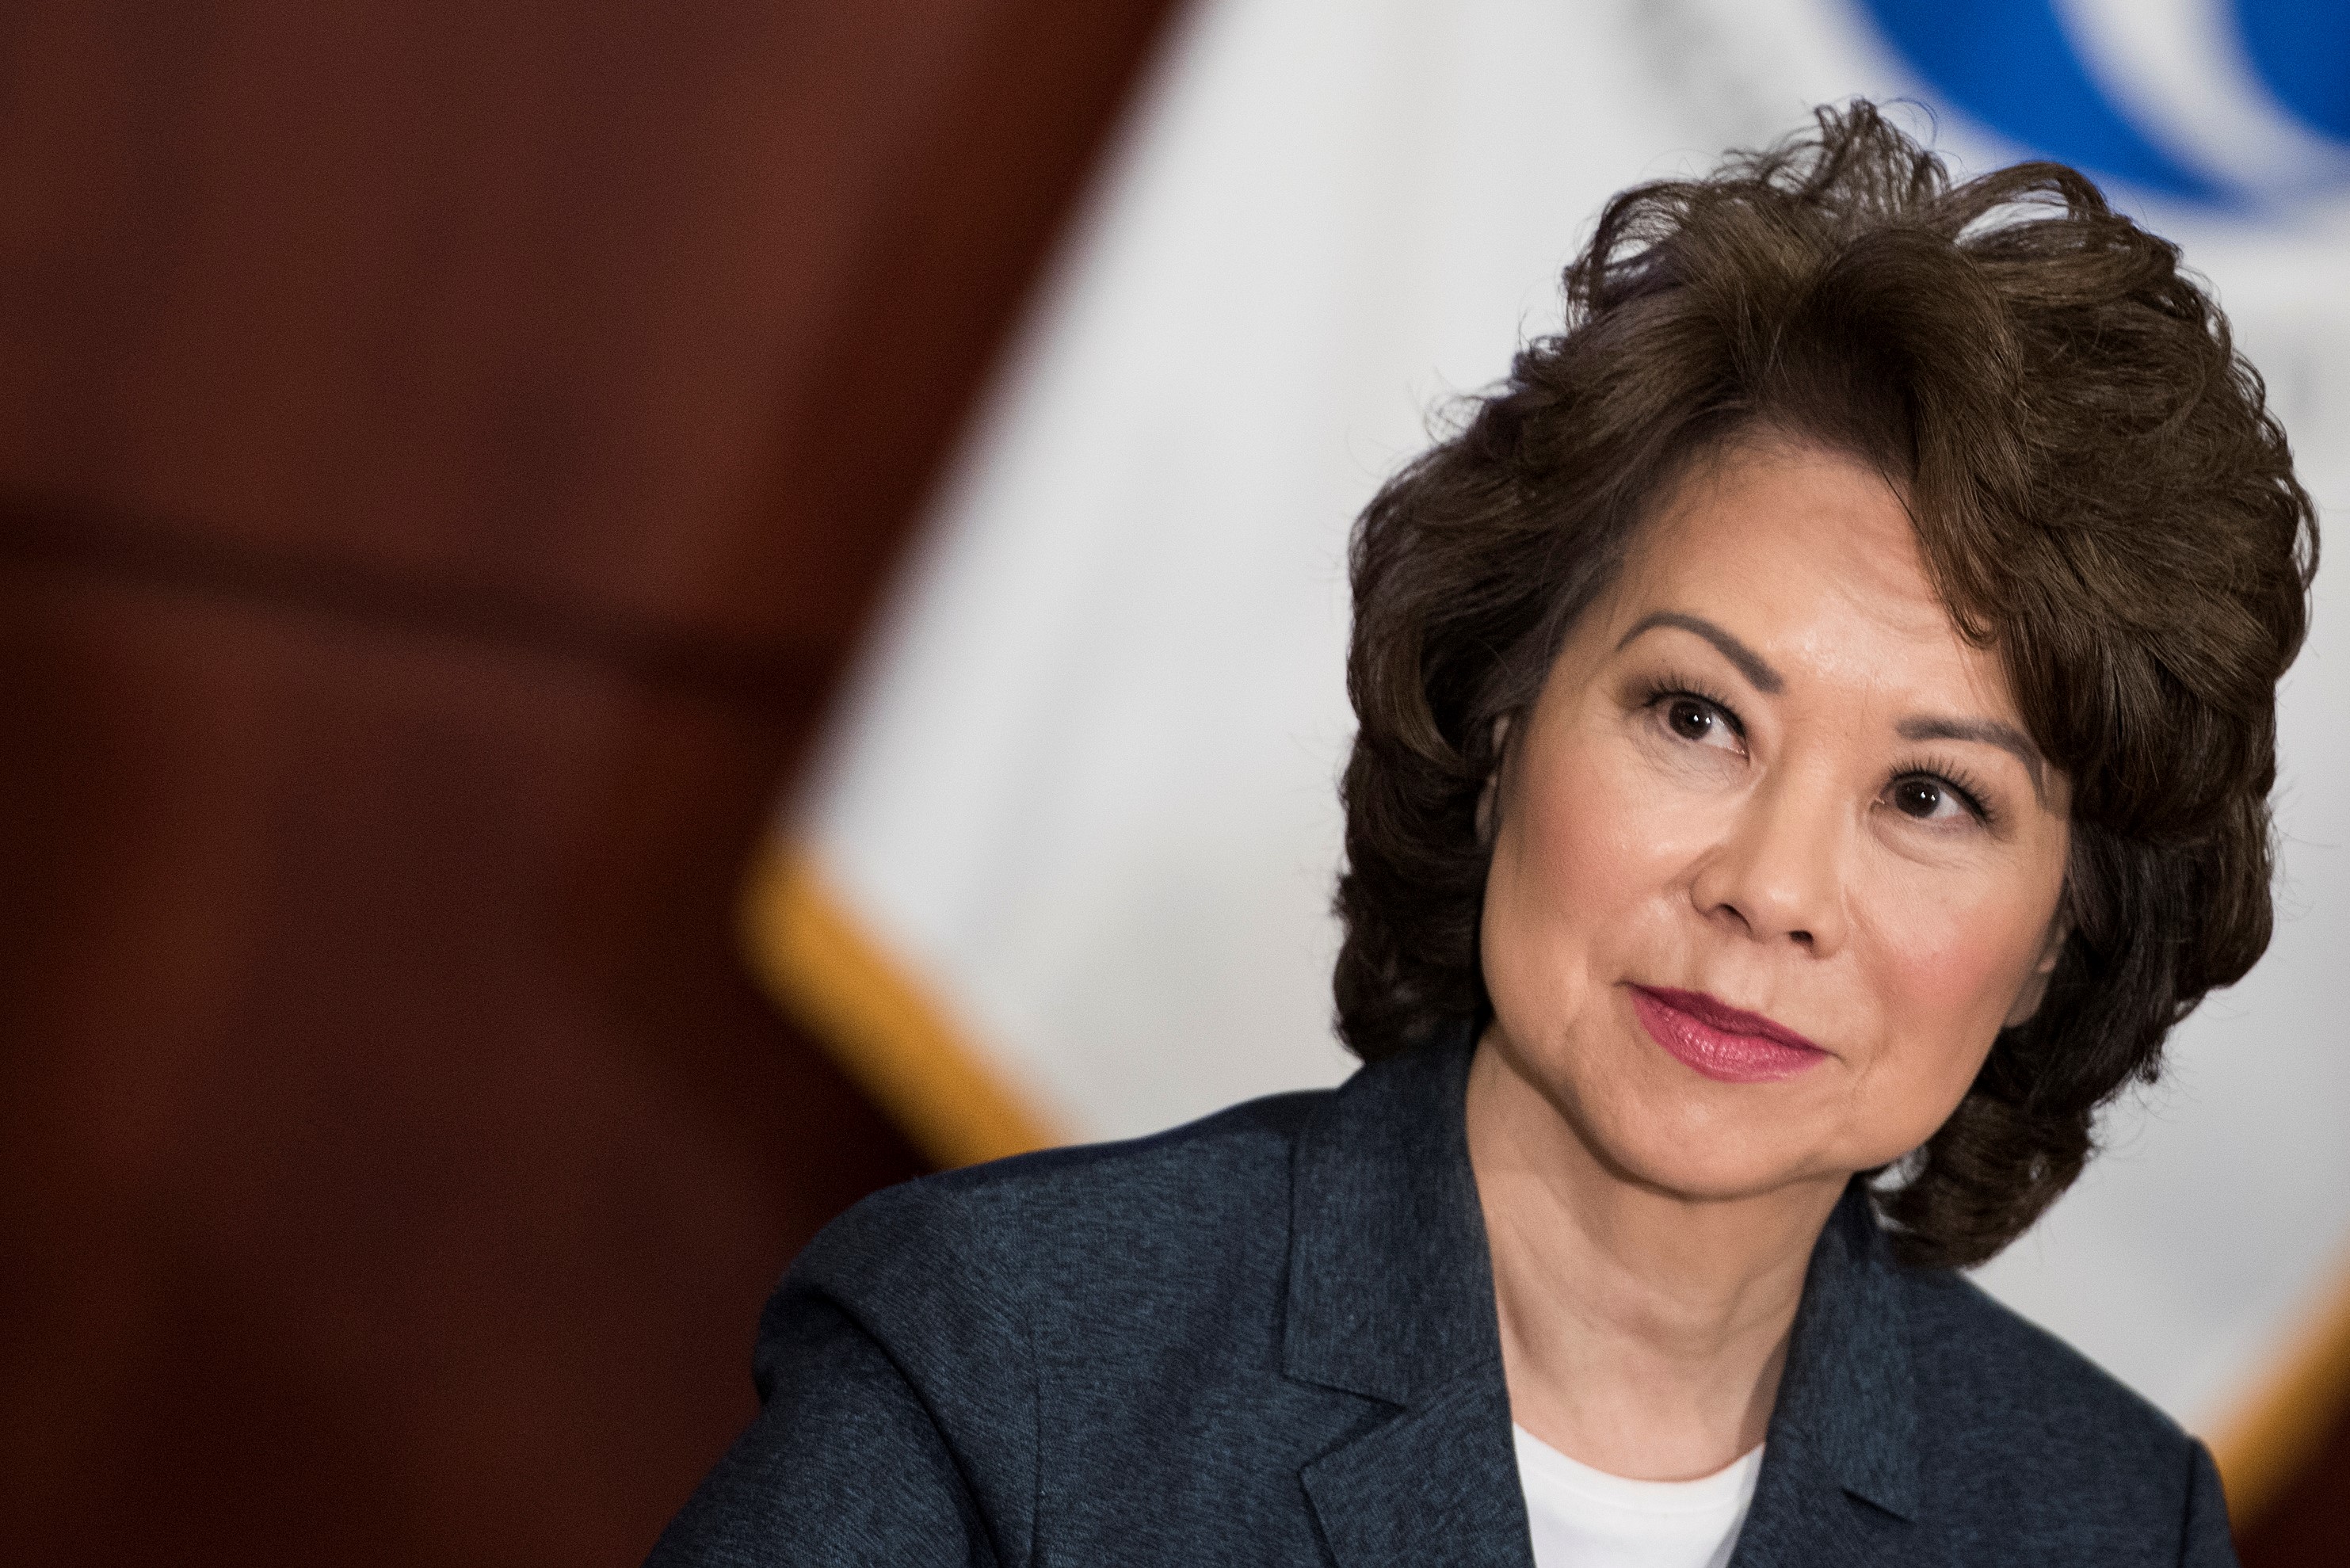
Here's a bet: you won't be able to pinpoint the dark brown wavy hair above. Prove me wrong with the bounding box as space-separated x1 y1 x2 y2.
1333 102 2318 1269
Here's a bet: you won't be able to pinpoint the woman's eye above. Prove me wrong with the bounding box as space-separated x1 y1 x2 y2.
1661 696 1735 747
1890 776 1967 822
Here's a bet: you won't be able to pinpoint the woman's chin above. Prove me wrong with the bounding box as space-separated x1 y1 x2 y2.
1581 1094 1854 1204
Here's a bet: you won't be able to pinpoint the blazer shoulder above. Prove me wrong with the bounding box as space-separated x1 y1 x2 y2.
1899 1262 2224 1558
1905 1266 2189 1448
787 1086 1323 1333
720 1093 1330 1568
921 1082 1322 1211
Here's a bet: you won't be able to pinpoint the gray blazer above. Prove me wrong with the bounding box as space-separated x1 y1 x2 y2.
650 1036 2236 1565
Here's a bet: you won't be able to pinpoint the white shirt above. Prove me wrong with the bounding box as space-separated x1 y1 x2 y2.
1513 1425 1763 1568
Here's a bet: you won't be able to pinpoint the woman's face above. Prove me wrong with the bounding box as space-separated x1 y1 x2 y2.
1478 437 2071 1200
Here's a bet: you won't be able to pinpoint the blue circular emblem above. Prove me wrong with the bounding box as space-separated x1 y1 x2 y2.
1855 0 2350 204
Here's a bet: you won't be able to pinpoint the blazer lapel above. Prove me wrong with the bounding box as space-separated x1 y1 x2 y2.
1300 1373 1532 1568
1283 1036 1536 1568
1726 1186 1922 1567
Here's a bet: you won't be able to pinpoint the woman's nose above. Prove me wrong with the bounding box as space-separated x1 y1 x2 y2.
1688 767 1850 956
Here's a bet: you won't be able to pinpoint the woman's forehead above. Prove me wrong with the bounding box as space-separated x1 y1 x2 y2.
1597 443 2020 713
1635 446 1945 630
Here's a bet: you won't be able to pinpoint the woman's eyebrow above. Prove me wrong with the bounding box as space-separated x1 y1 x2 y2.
1898 715 2047 800
1614 611 1784 693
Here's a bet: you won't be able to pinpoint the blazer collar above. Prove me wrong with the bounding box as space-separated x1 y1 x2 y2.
1285 1033 1532 1567
1282 1032 1921 1565
1761 1186 1921 1521
1726 1191 1922 1565
1284 1031 1498 1406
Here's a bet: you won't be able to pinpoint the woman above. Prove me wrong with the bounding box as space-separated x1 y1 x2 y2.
653 105 2314 1566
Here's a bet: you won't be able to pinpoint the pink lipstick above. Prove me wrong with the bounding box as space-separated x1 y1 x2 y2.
1629 986 1828 1083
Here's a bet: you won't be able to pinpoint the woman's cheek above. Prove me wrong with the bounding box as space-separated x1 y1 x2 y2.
1486 756 1607 1013
1498 757 1686 1040
1515 745 1677 930
1859 884 2043 1105
1482 812 1586 1034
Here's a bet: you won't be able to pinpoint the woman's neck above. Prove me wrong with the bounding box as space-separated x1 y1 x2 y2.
1463 1033 1847 1482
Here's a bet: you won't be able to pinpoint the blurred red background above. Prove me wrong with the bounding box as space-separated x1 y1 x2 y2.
0 3 2338 1563
0 2 1172 1560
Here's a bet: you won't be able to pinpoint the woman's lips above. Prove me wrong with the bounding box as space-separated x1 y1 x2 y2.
1628 985 1829 1083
